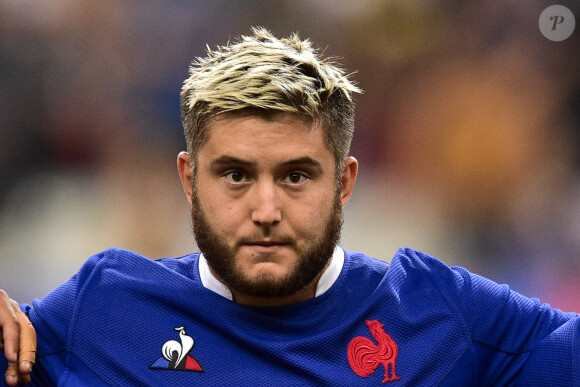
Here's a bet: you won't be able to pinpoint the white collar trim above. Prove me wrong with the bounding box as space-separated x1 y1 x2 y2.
199 246 344 301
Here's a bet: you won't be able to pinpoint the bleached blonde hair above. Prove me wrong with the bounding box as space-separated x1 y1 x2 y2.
180 27 361 178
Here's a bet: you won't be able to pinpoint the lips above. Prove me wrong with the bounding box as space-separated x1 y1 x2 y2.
241 240 290 253
247 240 285 246
245 241 287 249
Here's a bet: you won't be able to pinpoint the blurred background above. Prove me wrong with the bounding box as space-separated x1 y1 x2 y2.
1 0 579 311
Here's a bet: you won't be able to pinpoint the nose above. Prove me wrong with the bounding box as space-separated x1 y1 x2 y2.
251 181 281 226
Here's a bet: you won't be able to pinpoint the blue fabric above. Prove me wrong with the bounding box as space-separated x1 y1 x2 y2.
1 247 578 386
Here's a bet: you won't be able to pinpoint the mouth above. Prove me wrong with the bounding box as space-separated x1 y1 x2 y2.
249 240 284 246
241 240 291 253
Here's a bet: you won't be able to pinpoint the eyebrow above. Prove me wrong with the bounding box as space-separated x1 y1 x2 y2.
210 155 323 170
280 157 322 170
210 156 252 169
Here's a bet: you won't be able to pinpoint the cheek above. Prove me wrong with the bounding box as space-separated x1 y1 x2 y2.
197 189 242 230
288 192 335 233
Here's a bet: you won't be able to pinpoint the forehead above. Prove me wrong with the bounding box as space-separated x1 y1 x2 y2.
199 112 332 162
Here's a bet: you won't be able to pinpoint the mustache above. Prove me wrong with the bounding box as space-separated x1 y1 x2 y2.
236 234 295 246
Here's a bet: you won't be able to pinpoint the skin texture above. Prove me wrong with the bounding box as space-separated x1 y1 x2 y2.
178 112 357 307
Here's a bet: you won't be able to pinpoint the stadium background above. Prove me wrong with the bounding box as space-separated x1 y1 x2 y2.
1 1 579 311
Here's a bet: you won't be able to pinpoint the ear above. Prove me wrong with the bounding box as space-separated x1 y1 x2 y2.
339 156 358 206
177 151 194 204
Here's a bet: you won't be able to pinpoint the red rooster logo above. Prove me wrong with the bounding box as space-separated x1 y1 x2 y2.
347 319 400 383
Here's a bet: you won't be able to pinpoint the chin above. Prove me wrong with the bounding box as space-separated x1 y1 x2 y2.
241 261 295 281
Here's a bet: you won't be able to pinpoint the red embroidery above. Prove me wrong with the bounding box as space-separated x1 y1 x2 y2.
347 319 400 383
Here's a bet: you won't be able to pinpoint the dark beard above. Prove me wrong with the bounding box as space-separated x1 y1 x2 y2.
191 189 343 299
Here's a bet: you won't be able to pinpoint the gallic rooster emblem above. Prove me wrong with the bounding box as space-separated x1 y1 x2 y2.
347 319 400 383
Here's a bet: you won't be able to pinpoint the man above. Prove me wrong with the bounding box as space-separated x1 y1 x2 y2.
1 27 579 386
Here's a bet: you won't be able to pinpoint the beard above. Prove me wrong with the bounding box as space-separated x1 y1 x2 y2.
191 188 343 299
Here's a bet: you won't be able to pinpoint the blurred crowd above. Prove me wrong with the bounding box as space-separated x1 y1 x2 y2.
1 1 579 311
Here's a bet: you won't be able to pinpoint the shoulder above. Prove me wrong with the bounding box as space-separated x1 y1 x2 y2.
81 247 199 268
389 248 580 353
75 248 201 287
348 247 480 324
384 248 520 321
342 247 459 290
341 247 465 309
345 250 389 276
390 247 457 276
384 248 468 308
378 247 467 294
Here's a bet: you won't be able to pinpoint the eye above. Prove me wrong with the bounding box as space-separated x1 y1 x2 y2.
282 172 308 185
224 171 249 184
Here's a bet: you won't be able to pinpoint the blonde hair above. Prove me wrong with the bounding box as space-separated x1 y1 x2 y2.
180 27 361 176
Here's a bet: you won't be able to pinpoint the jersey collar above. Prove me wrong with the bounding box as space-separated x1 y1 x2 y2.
199 246 344 301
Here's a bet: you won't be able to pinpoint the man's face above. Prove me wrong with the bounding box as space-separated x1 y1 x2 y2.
180 113 356 305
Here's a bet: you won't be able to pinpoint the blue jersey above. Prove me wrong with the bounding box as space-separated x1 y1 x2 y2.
1 247 579 386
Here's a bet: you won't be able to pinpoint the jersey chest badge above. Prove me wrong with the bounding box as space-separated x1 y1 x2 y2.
150 326 204 372
347 319 401 383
